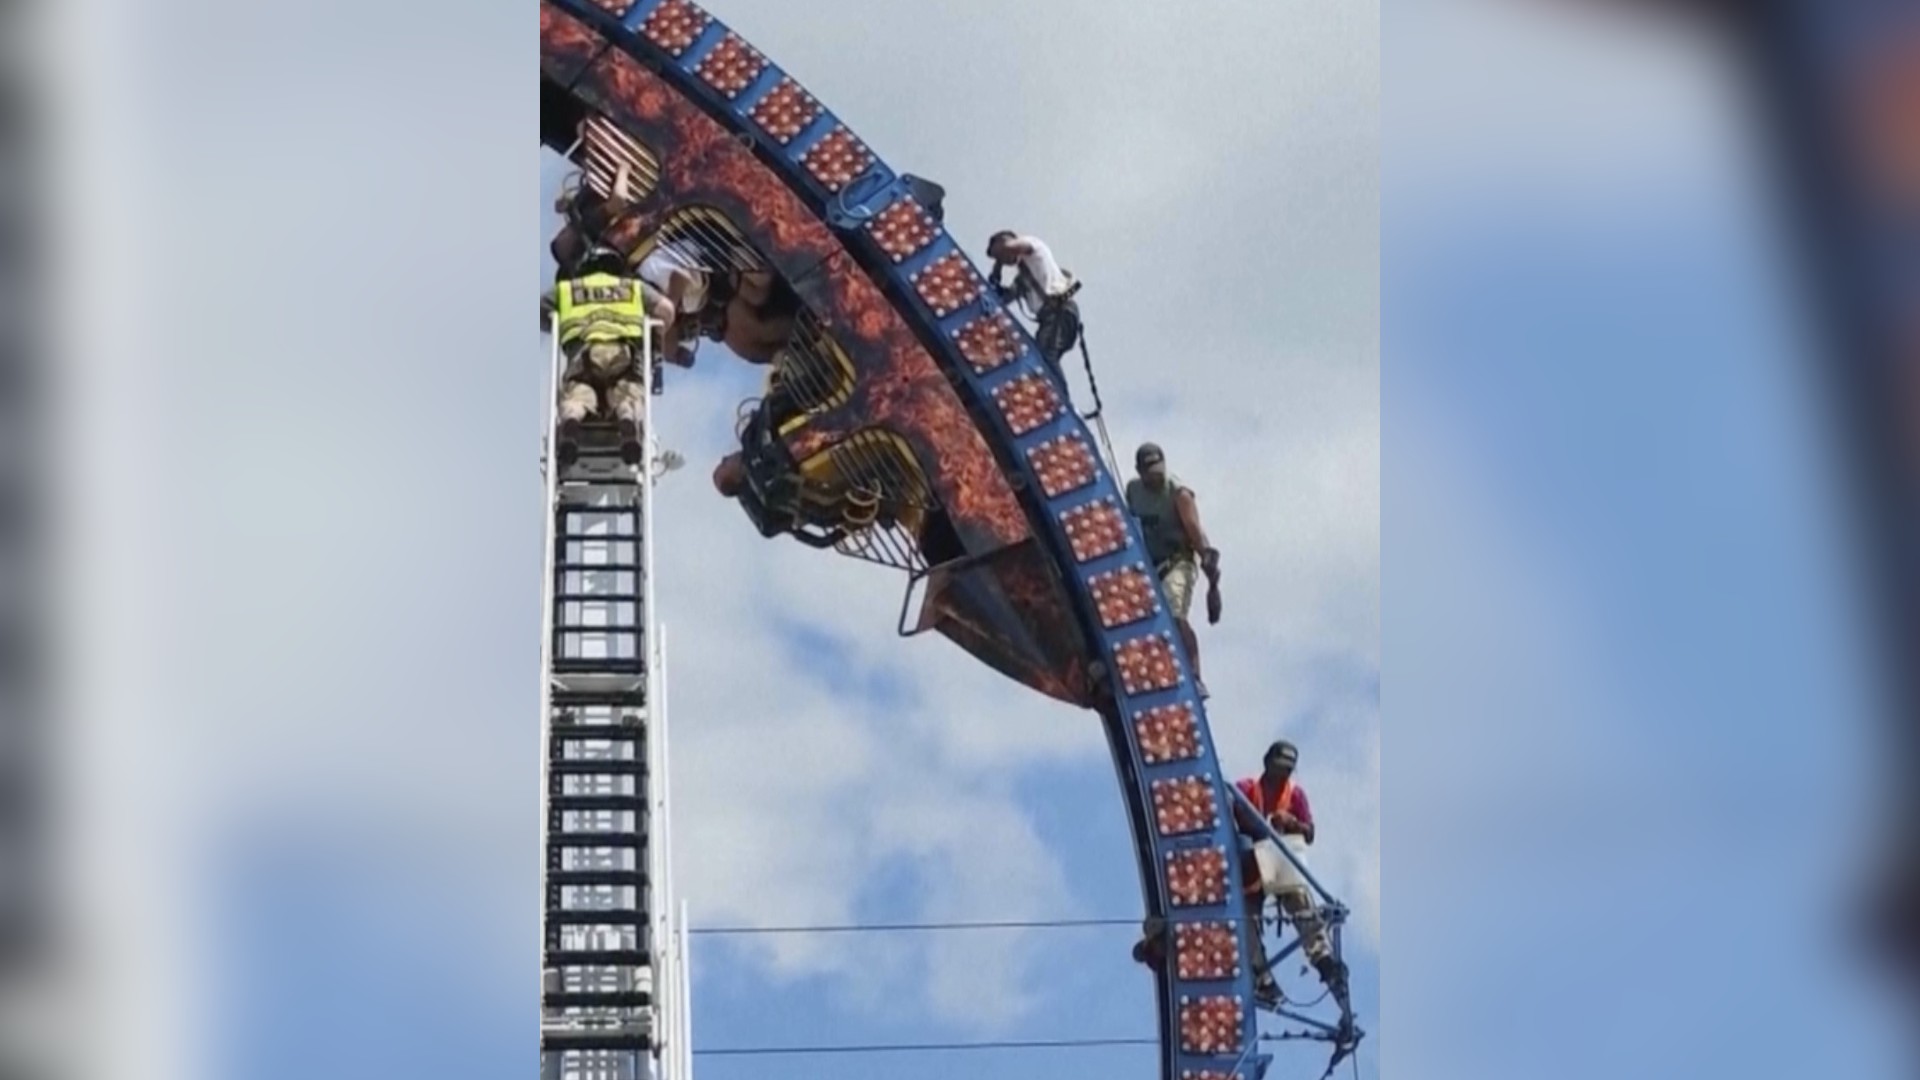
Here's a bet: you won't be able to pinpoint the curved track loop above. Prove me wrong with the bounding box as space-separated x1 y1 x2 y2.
540 3 1265 1076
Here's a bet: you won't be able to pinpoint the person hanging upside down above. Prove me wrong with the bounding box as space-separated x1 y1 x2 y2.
1123 442 1222 698
539 247 652 467
549 144 637 274
699 268 803 364
1235 740 1351 1024
633 236 713 369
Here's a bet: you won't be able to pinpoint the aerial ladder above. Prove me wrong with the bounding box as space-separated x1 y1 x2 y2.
537 299 693 1080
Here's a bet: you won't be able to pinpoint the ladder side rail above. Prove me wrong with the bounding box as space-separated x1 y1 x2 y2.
638 316 672 1076
536 314 565 1029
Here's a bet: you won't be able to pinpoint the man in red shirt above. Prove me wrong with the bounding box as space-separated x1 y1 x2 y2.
1235 740 1349 1012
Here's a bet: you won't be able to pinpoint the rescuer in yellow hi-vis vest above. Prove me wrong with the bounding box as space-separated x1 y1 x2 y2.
541 247 651 467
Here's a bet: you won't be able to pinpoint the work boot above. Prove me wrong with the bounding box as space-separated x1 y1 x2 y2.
555 419 584 468
1131 917 1167 969
616 417 643 467
1314 954 1353 1026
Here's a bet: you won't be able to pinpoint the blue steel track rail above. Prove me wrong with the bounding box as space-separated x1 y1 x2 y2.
543 2 1267 1077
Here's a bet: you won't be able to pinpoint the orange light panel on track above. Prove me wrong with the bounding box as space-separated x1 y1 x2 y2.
1165 847 1230 907
1178 996 1247 1056
1152 777 1219 837
1027 434 1099 497
1114 633 1182 695
750 78 821 144
1089 565 1157 627
1135 704 1202 764
1058 497 1128 562
695 34 766 97
951 311 1022 372
867 199 940 263
911 251 982 318
803 126 873 192
1174 922 1240 982
640 0 709 55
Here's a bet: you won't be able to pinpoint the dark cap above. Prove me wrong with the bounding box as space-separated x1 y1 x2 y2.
1135 442 1165 467
1265 740 1298 765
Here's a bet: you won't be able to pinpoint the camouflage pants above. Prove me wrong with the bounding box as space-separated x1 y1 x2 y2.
558 340 645 426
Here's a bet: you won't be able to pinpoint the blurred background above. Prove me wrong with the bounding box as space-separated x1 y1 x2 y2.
2 0 1915 1079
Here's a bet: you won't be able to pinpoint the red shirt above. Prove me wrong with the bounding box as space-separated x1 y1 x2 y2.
1236 776 1313 834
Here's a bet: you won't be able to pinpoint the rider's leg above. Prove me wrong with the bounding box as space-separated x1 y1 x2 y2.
1269 841 1353 1027
1159 557 1206 697
1243 882 1280 1003
721 296 795 364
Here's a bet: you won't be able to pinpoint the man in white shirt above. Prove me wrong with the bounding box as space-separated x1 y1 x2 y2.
986 230 1083 386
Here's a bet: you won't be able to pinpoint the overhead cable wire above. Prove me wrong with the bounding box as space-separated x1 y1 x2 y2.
689 916 1142 936
694 1036 1159 1057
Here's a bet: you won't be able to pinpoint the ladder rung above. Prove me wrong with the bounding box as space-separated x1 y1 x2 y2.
547 947 651 968
550 654 645 663
549 759 645 776
551 693 649 708
550 833 644 849
551 729 643 744
546 909 646 926
550 795 648 813
548 869 647 888
541 1029 652 1053
545 990 652 1009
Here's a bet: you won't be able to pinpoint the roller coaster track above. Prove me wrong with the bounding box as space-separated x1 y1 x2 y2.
538 3 1344 1077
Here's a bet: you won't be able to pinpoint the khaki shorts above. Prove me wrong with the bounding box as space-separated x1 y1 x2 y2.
1159 556 1198 620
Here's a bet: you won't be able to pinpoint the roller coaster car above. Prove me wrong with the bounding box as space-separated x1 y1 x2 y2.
720 384 913 551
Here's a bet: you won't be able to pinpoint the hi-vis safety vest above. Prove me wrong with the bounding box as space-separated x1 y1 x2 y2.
1125 475 1193 567
1238 777 1296 823
554 273 647 347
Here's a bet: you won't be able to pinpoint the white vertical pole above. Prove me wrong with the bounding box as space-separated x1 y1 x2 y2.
679 898 694 1080
536 314 563 1031
655 625 675 1078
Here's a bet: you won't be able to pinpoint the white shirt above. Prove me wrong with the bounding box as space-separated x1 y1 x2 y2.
636 241 710 314
1010 235 1071 301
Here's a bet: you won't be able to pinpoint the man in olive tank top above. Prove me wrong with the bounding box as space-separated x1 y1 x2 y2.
1123 442 1221 698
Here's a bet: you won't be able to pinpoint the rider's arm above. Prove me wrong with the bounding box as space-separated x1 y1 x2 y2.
1292 788 1316 845
606 162 635 216
539 287 557 333
1175 488 1218 575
